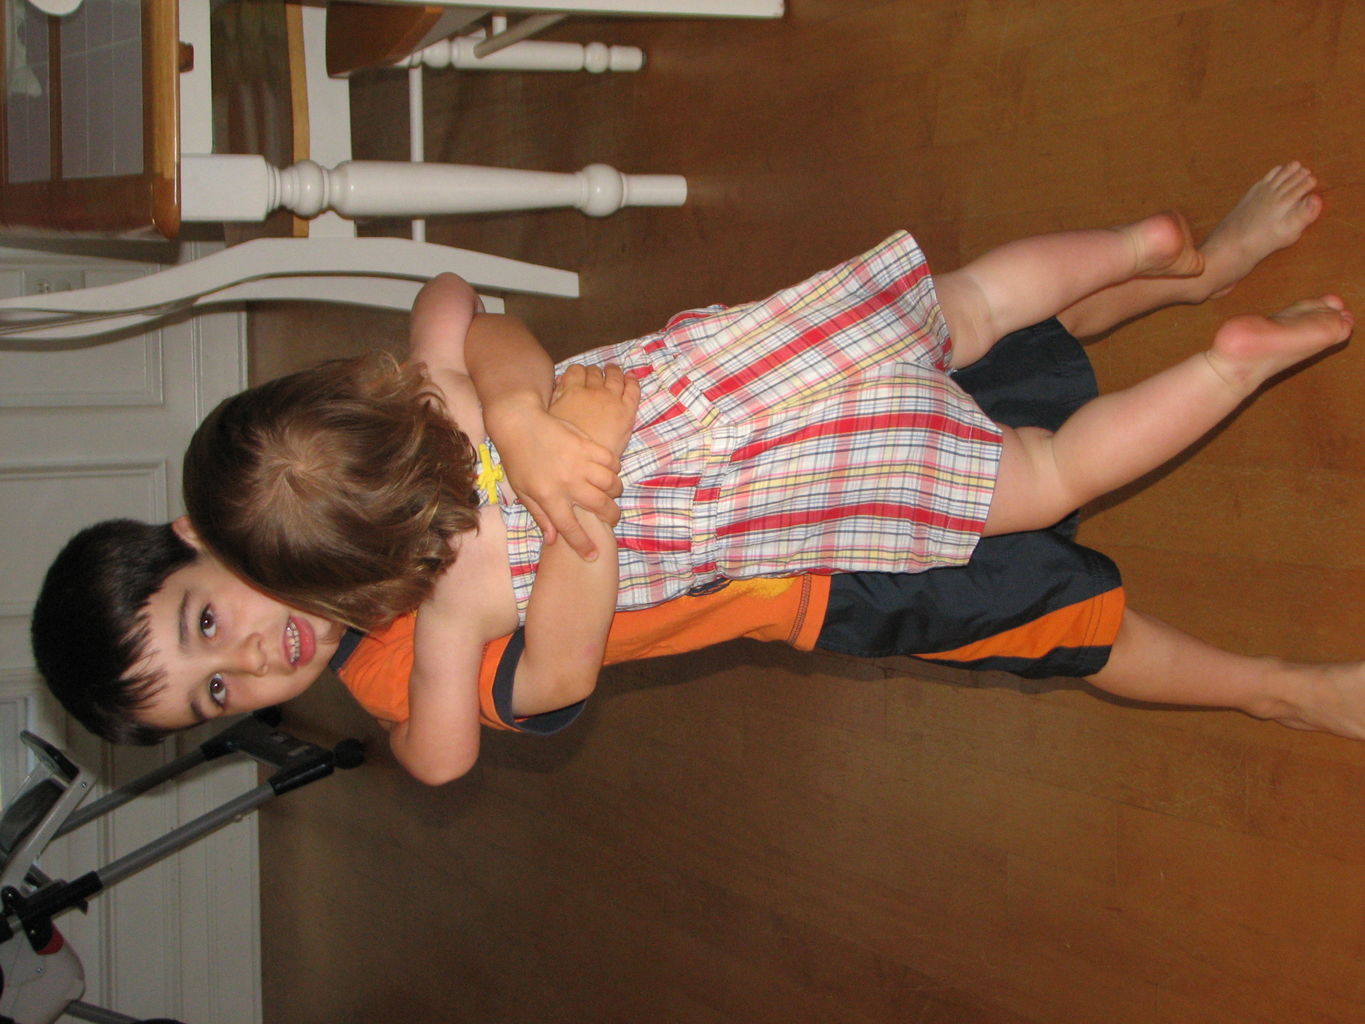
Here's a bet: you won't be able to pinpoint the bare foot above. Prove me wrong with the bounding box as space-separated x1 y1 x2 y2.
1201 162 1324 299
1205 294 1354 390
1264 662 1365 742
1125 211 1205 278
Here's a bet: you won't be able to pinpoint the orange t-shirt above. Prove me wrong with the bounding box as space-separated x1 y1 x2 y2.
335 575 831 729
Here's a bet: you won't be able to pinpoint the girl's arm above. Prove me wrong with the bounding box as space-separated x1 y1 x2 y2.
387 528 513 785
387 508 616 783
387 614 484 785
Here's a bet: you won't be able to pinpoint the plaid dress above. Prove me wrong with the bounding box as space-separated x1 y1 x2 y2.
497 231 1003 614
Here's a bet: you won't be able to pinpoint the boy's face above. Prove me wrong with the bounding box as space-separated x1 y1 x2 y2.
135 522 341 731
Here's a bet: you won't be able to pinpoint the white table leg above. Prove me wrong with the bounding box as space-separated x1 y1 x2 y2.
403 31 644 72
181 154 687 222
397 1 784 15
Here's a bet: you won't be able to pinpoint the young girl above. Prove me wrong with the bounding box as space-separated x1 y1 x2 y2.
175 164 1354 782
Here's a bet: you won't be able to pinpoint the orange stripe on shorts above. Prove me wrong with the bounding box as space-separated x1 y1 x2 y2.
914 587 1125 666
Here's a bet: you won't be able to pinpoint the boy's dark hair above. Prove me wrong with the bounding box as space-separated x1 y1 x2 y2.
30 519 195 745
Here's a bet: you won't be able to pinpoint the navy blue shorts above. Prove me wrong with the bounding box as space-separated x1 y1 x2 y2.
817 318 1123 678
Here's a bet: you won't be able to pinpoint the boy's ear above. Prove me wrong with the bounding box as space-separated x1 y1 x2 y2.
171 515 204 550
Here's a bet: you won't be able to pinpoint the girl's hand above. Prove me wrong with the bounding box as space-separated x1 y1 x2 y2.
549 364 641 457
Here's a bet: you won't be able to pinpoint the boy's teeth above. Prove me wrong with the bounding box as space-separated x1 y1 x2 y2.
286 620 301 664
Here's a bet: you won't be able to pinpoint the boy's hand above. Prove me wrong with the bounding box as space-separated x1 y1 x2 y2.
549 363 641 457
484 396 624 561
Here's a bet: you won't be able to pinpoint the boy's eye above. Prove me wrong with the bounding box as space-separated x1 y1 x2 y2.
208 675 227 708
199 607 218 639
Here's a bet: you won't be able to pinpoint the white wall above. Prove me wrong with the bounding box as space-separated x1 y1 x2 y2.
0 241 261 1024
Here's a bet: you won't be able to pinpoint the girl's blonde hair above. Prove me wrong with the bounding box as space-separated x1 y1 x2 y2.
183 352 479 631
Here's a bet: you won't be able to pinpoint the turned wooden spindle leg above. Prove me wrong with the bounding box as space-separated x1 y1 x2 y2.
181 155 687 222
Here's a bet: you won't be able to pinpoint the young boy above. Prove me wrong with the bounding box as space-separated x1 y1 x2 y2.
32 164 1363 783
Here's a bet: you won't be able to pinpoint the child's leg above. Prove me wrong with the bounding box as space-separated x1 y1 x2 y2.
938 212 1204 367
1090 608 1365 741
984 296 1353 534
1057 163 1323 339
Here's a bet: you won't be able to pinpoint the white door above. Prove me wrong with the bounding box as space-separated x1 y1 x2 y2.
0 241 261 1024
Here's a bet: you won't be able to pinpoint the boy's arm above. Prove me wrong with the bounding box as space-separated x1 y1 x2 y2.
548 364 639 459
389 279 620 779
503 364 638 712
464 314 624 557
505 364 638 712
511 504 619 716
407 273 482 373
386 505 616 780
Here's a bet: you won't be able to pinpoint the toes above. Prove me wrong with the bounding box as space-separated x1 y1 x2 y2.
1289 172 1319 201
1267 162 1298 186
1266 161 1316 200
1277 294 1343 318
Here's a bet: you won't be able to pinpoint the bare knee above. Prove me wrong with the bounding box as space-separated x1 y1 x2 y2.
937 269 998 367
984 425 1077 535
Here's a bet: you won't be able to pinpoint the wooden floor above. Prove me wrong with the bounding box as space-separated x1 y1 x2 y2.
256 2 1365 1021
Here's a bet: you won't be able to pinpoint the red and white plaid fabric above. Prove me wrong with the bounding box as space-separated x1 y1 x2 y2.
498 231 1003 614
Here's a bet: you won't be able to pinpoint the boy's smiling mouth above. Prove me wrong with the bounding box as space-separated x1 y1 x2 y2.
284 616 319 668
285 618 303 666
